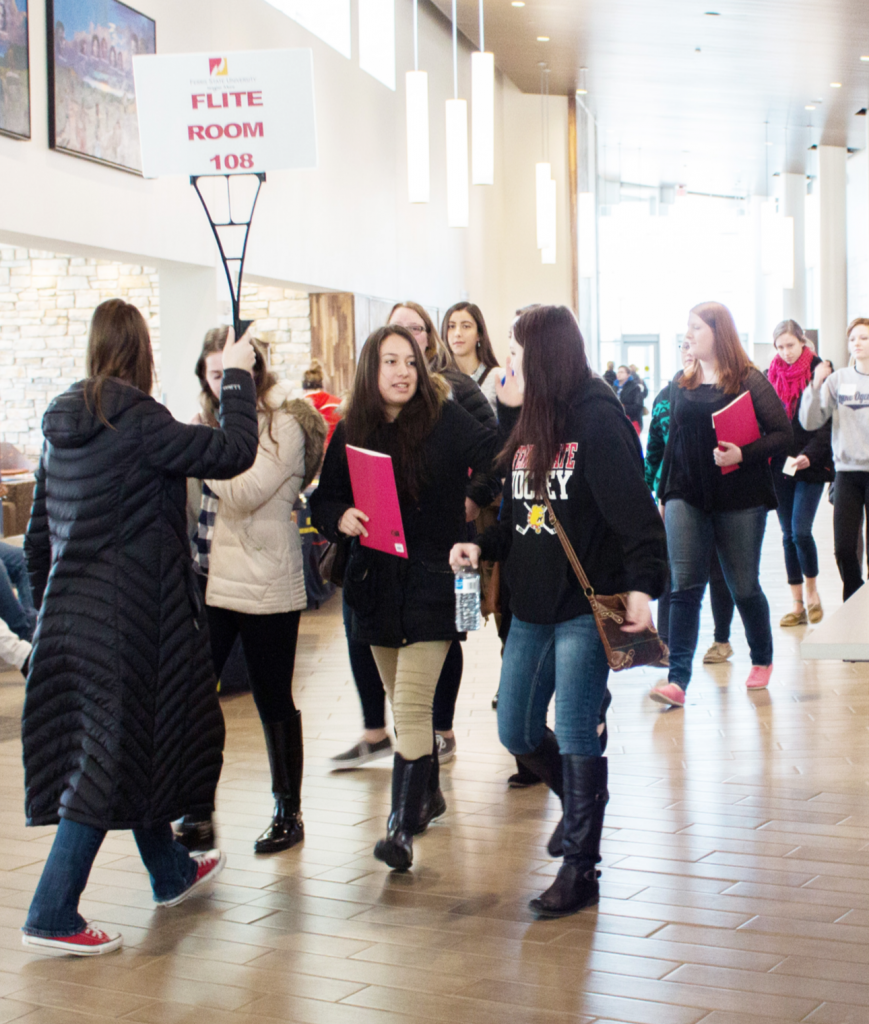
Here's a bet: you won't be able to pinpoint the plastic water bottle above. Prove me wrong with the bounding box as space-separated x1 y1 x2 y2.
454 567 482 631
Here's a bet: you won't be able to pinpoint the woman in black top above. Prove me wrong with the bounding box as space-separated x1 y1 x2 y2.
451 306 667 918
615 365 644 432
651 302 792 706
311 325 496 871
768 320 834 626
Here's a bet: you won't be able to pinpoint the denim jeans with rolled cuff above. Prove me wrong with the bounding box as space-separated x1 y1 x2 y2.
23 818 197 937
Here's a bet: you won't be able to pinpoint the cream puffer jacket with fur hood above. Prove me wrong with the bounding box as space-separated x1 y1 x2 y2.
205 381 326 615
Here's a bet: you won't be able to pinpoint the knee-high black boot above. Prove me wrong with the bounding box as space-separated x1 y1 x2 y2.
548 692 612 857
530 755 608 918
416 734 447 834
374 752 432 871
513 728 565 856
254 711 304 854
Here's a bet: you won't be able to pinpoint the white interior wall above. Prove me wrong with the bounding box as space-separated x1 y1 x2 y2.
0 0 572 373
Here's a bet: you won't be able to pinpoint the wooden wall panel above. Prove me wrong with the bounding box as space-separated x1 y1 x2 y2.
309 292 356 396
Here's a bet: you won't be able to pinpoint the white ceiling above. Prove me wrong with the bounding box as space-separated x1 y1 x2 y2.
428 0 869 196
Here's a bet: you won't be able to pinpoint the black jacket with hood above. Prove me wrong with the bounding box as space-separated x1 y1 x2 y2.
22 370 258 829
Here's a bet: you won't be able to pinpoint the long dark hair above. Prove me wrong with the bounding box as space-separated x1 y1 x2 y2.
441 302 500 370
195 325 277 435
345 325 444 502
85 298 154 427
680 301 751 395
500 305 592 495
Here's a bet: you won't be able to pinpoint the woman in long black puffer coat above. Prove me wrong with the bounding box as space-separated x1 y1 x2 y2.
20 299 258 957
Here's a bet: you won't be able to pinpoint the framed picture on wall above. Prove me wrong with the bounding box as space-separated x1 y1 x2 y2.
0 0 31 139
46 0 155 174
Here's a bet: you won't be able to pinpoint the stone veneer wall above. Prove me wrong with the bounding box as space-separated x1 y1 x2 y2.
0 245 311 457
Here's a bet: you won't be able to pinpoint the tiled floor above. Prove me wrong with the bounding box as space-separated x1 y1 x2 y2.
1 502 868 1023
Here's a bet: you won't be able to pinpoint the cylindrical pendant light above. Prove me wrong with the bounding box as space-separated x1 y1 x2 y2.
406 0 430 202
535 67 556 263
445 0 469 227
471 1 494 185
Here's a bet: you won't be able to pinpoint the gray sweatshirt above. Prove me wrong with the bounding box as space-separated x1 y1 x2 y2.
799 366 869 472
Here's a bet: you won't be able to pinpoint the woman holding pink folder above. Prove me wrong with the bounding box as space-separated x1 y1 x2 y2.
311 324 497 872
650 302 791 706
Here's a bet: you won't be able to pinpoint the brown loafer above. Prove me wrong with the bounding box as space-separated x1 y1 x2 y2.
807 602 823 624
780 608 808 627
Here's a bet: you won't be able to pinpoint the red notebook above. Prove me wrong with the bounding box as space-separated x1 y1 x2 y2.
346 445 408 558
711 391 760 475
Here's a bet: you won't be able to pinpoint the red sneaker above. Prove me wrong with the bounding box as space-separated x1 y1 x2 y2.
746 664 773 689
155 850 226 908
649 682 686 707
22 924 123 956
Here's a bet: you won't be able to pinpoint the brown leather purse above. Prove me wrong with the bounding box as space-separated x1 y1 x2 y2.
542 494 669 671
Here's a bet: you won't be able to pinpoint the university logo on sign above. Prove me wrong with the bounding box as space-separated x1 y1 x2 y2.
209 57 228 76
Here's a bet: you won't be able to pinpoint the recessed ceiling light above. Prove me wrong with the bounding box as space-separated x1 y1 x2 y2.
831 82 843 87
511 1 525 6
861 55 869 61
704 10 721 14
537 36 550 41
805 104 816 110
576 88 587 94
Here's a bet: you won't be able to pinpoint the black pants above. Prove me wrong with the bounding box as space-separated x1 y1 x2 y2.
206 604 301 723
343 595 462 731
834 471 869 600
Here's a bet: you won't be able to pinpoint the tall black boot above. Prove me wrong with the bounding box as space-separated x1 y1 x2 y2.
374 752 432 871
174 814 216 852
530 755 608 918
548 692 612 857
416 734 446 834
254 712 304 854
514 728 565 856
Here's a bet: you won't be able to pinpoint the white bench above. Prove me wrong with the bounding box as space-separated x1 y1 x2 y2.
800 584 869 661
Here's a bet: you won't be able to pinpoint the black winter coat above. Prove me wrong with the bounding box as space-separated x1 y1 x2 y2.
310 400 496 646
22 370 258 829
618 377 645 425
441 368 499 507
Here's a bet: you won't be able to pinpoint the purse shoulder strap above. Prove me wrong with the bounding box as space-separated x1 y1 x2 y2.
541 492 595 599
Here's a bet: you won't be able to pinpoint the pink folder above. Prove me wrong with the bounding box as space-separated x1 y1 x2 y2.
711 391 760 475
346 445 408 558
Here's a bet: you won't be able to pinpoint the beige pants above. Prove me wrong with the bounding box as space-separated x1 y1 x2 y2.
371 641 450 760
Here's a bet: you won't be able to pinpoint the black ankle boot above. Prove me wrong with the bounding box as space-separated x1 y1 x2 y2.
254 712 304 854
374 752 432 871
416 734 446 834
531 755 608 918
174 814 216 852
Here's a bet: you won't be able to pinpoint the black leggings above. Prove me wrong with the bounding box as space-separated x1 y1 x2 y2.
206 604 301 723
343 596 463 731
833 471 869 600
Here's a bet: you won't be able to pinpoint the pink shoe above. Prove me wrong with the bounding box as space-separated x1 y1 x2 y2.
649 682 685 707
746 664 773 689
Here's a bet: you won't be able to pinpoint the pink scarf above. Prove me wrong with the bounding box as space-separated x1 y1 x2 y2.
768 346 814 419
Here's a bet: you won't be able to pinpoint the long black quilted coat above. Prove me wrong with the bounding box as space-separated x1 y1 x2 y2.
22 370 258 829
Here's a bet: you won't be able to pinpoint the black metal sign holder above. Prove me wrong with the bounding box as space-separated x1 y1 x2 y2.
190 172 266 337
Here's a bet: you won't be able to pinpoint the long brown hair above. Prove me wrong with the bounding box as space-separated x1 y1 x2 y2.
345 325 444 502
85 298 154 427
388 301 457 373
441 302 500 370
195 325 277 436
500 305 593 495
679 301 751 395
847 318 869 339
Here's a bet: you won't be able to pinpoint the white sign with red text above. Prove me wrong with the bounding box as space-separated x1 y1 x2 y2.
132 49 317 178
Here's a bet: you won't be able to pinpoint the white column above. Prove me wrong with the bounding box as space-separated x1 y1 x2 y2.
751 194 782 367
781 172 806 324
818 146 848 367
157 261 218 423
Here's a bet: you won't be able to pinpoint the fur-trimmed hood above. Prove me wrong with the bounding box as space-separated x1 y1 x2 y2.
283 396 327 488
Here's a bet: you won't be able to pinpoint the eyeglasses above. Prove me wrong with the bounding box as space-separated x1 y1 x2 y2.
403 324 427 336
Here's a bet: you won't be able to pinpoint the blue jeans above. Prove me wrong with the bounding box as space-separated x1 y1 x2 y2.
773 475 824 585
0 541 36 641
24 818 197 937
497 614 610 757
665 500 773 688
